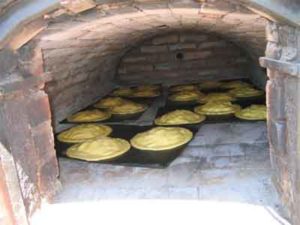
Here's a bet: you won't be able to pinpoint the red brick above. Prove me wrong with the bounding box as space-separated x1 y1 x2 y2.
140 45 168 53
38 156 59 198
122 64 153 73
198 41 228 49
152 34 179 45
61 0 96 13
2 98 41 215
169 43 197 51
183 50 212 60
26 91 51 128
179 34 208 42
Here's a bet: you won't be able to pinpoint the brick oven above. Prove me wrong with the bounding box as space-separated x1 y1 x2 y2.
0 0 300 225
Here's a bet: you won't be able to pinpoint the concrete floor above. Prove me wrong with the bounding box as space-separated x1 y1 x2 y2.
32 121 290 225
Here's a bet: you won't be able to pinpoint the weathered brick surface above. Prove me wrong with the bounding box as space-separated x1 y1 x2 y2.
264 21 300 224
26 92 51 128
117 32 251 84
2 97 41 216
31 121 59 198
0 48 18 77
0 78 59 217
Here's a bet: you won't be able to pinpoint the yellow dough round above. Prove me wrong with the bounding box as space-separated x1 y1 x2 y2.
111 87 133 97
57 124 112 143
155 110 206 125
198 93 236 103
235 104 267 120
94 97 130 109
110 102 147 115
131 127 193 151
67 109 111 122
135 85 160 92
66 137 131 161
169 90 204 102
198 81 221 90
221 81 252 89
229 87 264 98
130 89 160 98
194 101 241 115
169 84 198 92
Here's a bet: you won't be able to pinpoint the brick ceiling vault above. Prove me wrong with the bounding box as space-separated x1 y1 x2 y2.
36 0 267 77
35 2 267 77
17 0 268 128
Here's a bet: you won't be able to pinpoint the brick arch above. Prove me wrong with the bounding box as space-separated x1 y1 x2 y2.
20 1 267 130
116 31 264 86
0 1 300 225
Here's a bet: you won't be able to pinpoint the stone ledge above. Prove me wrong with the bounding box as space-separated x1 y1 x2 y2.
0 74 52 100
0 0 59 48
260 57 300 77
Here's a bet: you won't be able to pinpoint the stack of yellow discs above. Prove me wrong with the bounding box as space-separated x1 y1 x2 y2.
235 104 267 120
155 110 205 125
57 124 112 143
67 109 111 122
194 101 240 116
66 137 131 161
130 127 193 151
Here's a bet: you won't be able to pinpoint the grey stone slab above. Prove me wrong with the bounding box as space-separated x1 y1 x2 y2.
167 160 203 187
96 188 170 200
181 146 201 158
198 168 282 209
168 187 198 199
190 122 268 146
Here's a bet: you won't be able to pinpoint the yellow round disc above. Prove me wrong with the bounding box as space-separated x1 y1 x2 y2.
235 104 267 120
110 102 147 115
66 137 131 161
169 90 204 102
155 110 206 125
57 124 112 143
94 97 130 109
130 89 160 98
169 84 198 92
131 127 193 151
194 101 241 115
198 92 236 103
111 87 133 97
229 87 264 98
221 81 252 89
67 109 111 122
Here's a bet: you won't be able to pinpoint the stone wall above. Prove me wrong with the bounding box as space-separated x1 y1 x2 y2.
0 48 59 218
261 21 300 224
42 44 116 131
117 32 251 85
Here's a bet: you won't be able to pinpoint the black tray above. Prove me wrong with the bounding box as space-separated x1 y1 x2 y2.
55 125 197 168
199 87 229 93
125 95 161 104
165 100 200 110
234 96 266 107
59 107 148 125
59 94 163 125
157 102 266 124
